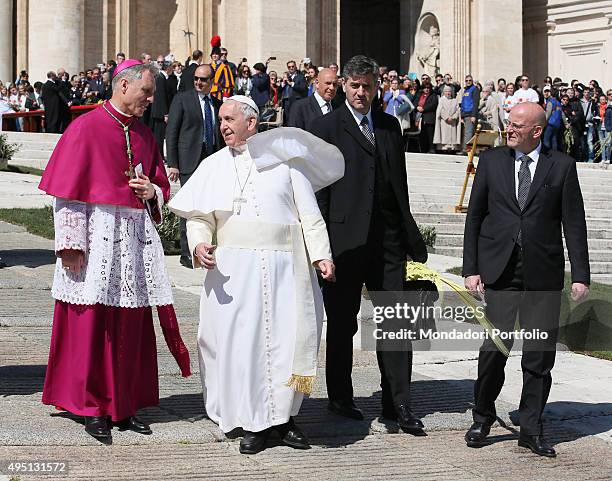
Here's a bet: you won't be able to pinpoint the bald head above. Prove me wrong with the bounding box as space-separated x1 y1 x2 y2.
315 68 338 102
194 64 213 94
507 102 546 152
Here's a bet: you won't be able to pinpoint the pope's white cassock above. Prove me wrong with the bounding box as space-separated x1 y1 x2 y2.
169 127 344 433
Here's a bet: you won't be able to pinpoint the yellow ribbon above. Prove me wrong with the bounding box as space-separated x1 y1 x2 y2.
405 262 510 357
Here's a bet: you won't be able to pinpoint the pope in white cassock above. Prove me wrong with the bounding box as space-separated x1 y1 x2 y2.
169 95 344 454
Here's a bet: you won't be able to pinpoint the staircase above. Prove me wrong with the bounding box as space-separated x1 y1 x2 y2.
3 131 612 284
407 153 612 285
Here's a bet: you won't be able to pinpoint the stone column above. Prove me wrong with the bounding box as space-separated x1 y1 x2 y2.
29 0 85 82
453 0 470 81
320 0 339 66
0 0 13 83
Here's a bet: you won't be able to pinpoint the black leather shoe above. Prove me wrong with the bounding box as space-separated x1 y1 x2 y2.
116 416 152 435
328 399 364 420
180 255 193 268
276 418 310 449
84 416 111 439
518 434 556 457
395 405 424 432
381 406 397 421
465 422 491 447
240 430 268 454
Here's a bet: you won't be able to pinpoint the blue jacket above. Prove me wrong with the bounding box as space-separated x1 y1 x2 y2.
460 85 479 116
546 97 562 128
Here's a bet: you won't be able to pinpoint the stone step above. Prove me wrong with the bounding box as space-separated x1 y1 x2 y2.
592 274 612 285
410 193 611 210
2 131 61 143
406 176 612 190
415 213 612 230
7 158 48 170
566 261 612 274
10 142 57 152
435 233 612 251
422 222 612 239
12 149 55 160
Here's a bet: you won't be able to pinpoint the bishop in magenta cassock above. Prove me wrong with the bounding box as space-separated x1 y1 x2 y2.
39 60 191 442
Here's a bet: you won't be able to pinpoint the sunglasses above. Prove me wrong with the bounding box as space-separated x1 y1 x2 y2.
194 75 212 82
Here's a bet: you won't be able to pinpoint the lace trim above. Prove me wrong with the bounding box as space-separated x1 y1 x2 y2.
51 200 174 308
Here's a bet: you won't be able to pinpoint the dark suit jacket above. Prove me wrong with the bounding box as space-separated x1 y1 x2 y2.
416 92 438 124
165 90 223 175
309 104 428 263
166 74 178 104
41 80 69 133
463 145 590 290
288 95 325 130
251 72 270 109
151 73 170 121
179 63 198 92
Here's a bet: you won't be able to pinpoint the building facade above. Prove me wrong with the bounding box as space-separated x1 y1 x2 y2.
1 0 610 87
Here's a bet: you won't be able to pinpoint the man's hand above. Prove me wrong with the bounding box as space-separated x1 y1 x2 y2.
194 243 217 269
167 167 179 182
465 274 485 297
571 282 589 302
128 174 155 201
470 116 476 123
315 259 336 282
59 249 85 274
417 106 424 112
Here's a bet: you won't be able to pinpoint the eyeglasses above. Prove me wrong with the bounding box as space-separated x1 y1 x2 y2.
520 78 529 81
194 75 212 82
507 121 538 131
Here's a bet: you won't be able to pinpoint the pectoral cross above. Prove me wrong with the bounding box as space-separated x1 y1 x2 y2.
124 164 135 179
233 196 247 214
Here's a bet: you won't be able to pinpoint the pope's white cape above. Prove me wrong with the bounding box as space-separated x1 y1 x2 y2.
168 127 344 218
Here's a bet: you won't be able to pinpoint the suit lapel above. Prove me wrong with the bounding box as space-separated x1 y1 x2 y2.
309 95 322 116
524 148 554 210
341 105 375 155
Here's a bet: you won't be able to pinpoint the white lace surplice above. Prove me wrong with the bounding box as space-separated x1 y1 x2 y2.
52 192 173 308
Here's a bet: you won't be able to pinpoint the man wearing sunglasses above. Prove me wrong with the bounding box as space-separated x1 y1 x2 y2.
166 64 224 268
514 74 539 104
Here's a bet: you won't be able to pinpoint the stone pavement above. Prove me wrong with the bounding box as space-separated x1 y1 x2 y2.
1 221 612 480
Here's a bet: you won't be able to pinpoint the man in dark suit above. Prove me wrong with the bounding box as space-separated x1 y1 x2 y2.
150 61 174 158
250 63 270 112
281 60 307 126
41 71 69 133
166 64 224 268
178 50 203 92
309 55 428 431
462 102 590 457
288 68 338 130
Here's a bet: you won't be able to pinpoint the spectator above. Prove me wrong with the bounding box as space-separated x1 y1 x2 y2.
497 78 507 94
179 49 203 92
234 64 253 97
383 78 413 134
41 71 69 133
306 65 318 96
513 74 539 103
219 47 238 77
543 85 562 151
87 67 104 99
501 82 518 126
561 93 585 160
478 85 501 135
281 60 307 125
580 88 596 162
250 62 270 111
439 73 459 97
68 75 83 104
460 74 479 149
415 83 438 153
33 81 44 107
603 90 612 164
141 52 152 64
268 70 282 107
433 85 461 153
101 72 113 100
173 62 183 90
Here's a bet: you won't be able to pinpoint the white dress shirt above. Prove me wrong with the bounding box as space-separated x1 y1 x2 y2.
313 91 332 115
514 142 541 199
345 99 374 137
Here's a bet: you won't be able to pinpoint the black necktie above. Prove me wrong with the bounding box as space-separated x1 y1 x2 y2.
516 155 532 245
360 116 375 146
203 96 214 156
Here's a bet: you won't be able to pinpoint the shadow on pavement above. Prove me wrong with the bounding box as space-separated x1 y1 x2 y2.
0 365 46 396
0 248 56 268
